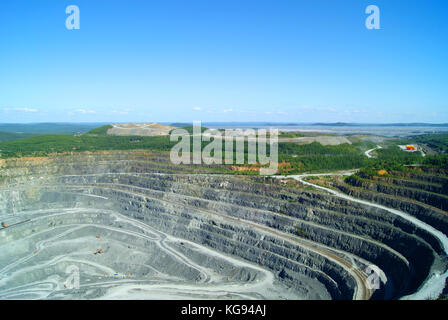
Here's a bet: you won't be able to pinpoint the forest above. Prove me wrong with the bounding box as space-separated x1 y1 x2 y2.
1 128 446 174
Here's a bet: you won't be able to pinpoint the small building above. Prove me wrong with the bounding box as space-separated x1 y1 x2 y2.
398 144 418 152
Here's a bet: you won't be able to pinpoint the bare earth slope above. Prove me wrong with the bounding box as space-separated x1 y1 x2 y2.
107 123 176 136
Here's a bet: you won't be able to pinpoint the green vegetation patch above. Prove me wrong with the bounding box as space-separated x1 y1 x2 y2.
423 155 448 168
414 134 448 153
375 146 424 164
278 142 371 173
0 134 175 158
87 125 113 135
0 131 36 142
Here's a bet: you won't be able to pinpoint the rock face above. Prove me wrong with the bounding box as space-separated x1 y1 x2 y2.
0 152 445 300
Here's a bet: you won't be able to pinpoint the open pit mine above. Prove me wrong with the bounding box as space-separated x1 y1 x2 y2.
0 151 447 300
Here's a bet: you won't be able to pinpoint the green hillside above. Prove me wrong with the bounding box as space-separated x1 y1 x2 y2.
1 125 447 174
0 131 35 142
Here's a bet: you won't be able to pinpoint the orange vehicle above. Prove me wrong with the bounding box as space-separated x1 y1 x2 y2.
406 145 415 150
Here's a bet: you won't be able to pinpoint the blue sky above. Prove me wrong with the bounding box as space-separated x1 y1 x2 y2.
0 0 447 123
